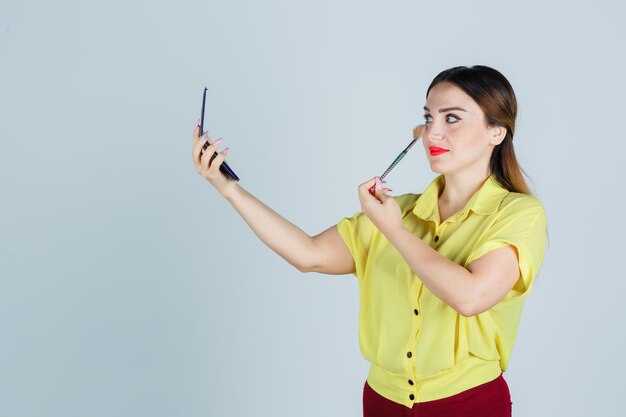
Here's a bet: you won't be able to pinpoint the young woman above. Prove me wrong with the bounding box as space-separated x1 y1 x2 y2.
191 65 547 417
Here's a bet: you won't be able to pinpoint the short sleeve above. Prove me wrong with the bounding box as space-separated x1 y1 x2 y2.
465 201 548 299
336 210 375 278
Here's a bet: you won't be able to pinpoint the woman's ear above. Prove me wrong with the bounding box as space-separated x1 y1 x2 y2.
489 125 507 146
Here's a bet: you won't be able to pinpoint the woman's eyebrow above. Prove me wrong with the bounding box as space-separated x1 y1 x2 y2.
423 106 468 113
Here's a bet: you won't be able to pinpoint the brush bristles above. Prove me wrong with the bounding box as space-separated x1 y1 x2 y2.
413 124 425 139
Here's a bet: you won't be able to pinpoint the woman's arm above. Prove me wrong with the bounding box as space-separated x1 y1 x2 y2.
386 227 519 316
359 179 520 317
221 184 355 275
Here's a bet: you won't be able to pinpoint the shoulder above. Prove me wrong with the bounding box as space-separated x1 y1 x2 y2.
499 192 545 216
495 192 547 234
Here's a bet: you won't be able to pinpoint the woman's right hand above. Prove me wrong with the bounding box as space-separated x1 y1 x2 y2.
191 119 237 195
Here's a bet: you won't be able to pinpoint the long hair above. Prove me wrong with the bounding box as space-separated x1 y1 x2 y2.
426 65 532 195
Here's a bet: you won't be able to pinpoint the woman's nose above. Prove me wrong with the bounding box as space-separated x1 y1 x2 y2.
426 131 444 142
425 124 445 142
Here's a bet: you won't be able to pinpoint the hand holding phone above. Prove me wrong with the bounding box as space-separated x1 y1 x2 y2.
199 87 240 181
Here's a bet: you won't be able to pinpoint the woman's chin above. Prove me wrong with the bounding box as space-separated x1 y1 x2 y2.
427 163 446 174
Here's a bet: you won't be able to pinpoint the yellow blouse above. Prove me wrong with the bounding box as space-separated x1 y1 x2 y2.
336 173 547 407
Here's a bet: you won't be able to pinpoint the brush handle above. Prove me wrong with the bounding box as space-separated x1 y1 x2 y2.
368 137 419 195
380 149 409 180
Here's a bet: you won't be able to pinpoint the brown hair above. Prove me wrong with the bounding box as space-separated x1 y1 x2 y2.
426 65 533 195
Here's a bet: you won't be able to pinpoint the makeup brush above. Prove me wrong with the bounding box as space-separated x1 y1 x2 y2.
368 125 426 195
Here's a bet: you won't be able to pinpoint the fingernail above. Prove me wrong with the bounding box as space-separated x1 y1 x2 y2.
195 118 200 128
213 137 223 147
375 176 382 190
222 147 230 154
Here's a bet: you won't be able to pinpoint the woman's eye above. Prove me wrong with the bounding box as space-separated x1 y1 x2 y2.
422 114 460 123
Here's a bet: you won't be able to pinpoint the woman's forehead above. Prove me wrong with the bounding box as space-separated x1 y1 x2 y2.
425 82 477 111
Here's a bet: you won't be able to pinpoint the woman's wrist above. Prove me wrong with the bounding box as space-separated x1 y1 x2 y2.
218 180 240 202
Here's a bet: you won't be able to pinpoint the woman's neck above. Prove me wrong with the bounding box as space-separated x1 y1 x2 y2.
439 170 491 211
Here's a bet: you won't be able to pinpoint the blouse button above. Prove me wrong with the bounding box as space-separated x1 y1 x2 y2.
408 379 414 385
410 394 415 400
434 235 439 242
407 351 412 358
414 309 419 316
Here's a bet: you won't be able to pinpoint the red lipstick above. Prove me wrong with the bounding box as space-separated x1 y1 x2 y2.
429 146 449 156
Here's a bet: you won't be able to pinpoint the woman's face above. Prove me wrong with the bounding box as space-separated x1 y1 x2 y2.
422 82 505 177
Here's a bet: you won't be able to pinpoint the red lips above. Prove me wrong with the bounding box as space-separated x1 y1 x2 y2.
429 146 449 156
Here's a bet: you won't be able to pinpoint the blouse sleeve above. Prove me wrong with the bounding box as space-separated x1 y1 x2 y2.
336 210 376 278
464 199 548 299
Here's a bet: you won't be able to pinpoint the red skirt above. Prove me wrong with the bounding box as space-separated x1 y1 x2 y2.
363 373 512 417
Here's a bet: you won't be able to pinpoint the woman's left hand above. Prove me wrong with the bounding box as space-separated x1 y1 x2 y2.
358 177 404 236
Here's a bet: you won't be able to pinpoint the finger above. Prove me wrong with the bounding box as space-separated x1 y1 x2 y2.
192 133 211 168
376 189 391 201
200 148 218 173
362 184 386 202
366 177 383 196
192 118 202 141
193 129 209 148
194 134 219 170
192 126 205 143
200 139 225 171
366 176 382 196
359 177 376 194
200 133 216 151
207 148 229 175
200 134 220 151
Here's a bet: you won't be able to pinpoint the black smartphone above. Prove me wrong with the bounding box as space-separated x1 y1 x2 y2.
200 87 240 181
